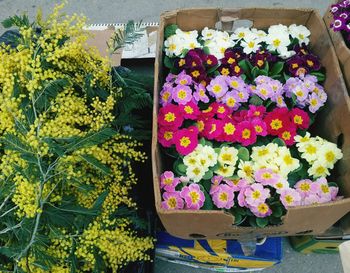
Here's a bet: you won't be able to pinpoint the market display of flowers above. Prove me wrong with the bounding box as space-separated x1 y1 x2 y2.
157 23 343 227
330 0 350 42
0 3 153 272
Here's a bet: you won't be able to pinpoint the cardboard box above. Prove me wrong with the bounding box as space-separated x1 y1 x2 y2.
290 226 350 254
156 231 282 272
323 4 350 236
152 8 350 239
324 4 350 92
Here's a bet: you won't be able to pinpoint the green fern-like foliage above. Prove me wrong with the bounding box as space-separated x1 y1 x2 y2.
109 20 145 54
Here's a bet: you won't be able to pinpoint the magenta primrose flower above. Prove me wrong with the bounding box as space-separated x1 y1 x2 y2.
173 127 198 156
236 121 257 146
203 118 223 140
158 104 183 128
212 184 235 209
251 118 267 136
161 191 184 210
180 101 200 120
247 105 266 119
180 183 205 210
172 84 193 105
158 128 175 148
244 183 270 207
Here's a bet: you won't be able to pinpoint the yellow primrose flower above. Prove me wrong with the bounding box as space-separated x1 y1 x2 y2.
218 146 238 166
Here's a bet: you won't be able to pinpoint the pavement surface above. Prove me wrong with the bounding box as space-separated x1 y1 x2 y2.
0 1 344 273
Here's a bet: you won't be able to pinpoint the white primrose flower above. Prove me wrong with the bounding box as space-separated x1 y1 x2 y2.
316 143 343 169
214 164 235 178
186 165 206 183
197 154 211 171
183 154 198 168
231 27 252 41
265 24 291 56
289 24 311 45
175 28 199 40
201 145 218 167
237 160 255 183
308 161 330 179
298 139 319 163
164 35 184 57
218 147 238 166
201 27 217 40
205 37 234 59
275 147 300 175
251 28 267 41
240 32 261 54
251 143 279 163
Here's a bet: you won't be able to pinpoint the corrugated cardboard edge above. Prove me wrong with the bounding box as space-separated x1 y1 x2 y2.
152 7 350 239
323 4 350 235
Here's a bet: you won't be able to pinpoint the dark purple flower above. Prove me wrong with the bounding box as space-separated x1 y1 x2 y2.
205 54 218 67
230 64 243 76
192 48 207 61
218 64 231 76
221 48 245 65
302 54 321 71
174 58 187 70
185 53 203 69
294 43 310 56
189 67 206 82
249 50 278 68
286 56 305 76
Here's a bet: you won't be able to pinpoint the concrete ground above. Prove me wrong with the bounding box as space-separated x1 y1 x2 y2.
0 1 343 273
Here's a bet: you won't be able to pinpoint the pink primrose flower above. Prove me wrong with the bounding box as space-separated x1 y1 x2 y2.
160 171 180 192
180 184 205 210
251 202 272 218
161 191 184 210
280 188 301 208
254 168 280 186
245 183 270 207
212 184 235 209
172 84 193 105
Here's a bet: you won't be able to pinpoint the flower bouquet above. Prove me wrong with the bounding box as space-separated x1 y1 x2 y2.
154 9 348 232
0 3 154 272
